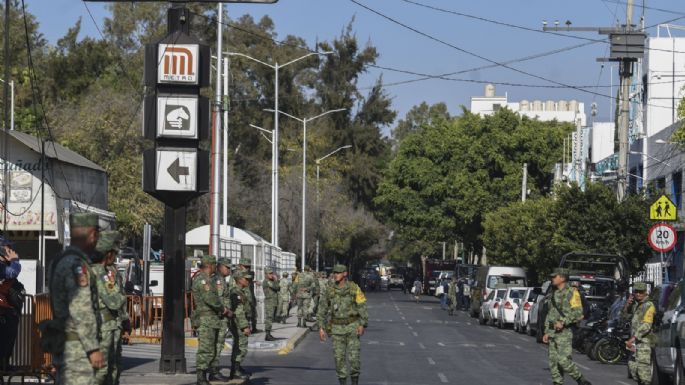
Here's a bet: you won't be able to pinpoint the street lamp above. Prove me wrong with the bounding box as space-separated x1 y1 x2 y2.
266 108 347 271
630 151 671 167
315 145 352 272
227 51 333 248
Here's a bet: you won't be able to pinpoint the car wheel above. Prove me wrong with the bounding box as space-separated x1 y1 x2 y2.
513 319 519 333
526 323 534 336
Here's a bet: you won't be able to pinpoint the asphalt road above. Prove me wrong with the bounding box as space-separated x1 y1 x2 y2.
242 289 635 385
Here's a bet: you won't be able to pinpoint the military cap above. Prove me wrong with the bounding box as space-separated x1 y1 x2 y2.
549 268 570 278
282 272 289 277
96 230 121 253
633 282 648 292
304 265 312 272
217 257 231 267
239 257 252 266
332 264 347 273
265 267 274 274
70 212 99 229
233 270 249 280
201 255 217 265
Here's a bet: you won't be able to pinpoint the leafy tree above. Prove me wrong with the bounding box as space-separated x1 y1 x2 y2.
391 102 450 151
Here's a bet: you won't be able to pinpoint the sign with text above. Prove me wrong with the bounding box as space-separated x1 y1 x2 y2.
648 223 677 253
158 44 199 85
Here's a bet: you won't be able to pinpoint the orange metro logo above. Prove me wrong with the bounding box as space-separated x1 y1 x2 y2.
158 44 199 84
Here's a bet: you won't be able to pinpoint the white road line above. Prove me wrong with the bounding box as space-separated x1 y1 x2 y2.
576 363 591 371
437 342 446 347
518 336 528 342
401 316 406 320
513 345 522 350
412 331 418 337
427 357 436 365
408 326 413 330
466 322 472 326
437 373 448 383
418 343 426 350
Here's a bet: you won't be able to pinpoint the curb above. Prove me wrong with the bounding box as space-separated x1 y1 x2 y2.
277 328 309 355
184 338 231 351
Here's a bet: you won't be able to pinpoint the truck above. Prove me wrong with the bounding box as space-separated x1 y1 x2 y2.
421 258 457 295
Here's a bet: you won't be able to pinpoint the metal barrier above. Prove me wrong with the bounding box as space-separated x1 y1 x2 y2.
127 293 195 343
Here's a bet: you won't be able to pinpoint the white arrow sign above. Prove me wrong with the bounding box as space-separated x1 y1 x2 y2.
155 149 197 192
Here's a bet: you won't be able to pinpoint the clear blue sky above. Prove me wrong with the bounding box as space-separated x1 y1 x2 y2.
27 0 685 124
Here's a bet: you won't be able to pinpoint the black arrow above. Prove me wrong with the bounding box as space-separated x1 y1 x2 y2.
167 158 189 184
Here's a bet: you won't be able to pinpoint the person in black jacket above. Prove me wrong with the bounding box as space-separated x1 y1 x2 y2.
0 236 23 372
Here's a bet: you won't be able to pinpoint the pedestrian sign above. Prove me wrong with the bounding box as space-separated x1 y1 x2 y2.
650 195 677 221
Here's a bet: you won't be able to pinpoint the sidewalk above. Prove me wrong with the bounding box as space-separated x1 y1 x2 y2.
119 311 310 384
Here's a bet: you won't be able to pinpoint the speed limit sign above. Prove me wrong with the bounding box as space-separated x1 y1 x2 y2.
648 223 677 252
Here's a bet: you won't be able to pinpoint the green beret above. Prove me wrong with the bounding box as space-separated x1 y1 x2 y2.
217 257 231 267
96 231 121 253
70 212 99 229
332 264 347 273
633 282 648 292
239 257 251 266
265 267 274 274
201 255 217 265
233 270 248 280
549 268 570 278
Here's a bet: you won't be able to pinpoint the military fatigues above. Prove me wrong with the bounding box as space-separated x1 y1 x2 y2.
49 245 101 385
228 271 251 377
447 281 457 316
262 274 280 336
628 295 656 383
317 271 368 385
295 269 317 327
545 285 584 384
92 263 127 385
277 276 292 322
191 267 226 379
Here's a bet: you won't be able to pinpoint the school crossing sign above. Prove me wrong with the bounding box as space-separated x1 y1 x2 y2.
650 195 677 221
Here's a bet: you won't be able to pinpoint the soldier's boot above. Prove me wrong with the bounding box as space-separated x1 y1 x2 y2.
338 378 347 385
265 331 276 341
576 378 592 385
231 367 249 381
196 369 210 385
208 368 230 382
351 376 359 385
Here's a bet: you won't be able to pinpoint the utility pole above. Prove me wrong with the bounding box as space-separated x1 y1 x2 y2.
209 3 223 256
3 0 10 235
544 0 643 201
442 242 446 260
521 163 528 202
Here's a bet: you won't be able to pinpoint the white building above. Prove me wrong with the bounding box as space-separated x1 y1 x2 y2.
470 84 587 126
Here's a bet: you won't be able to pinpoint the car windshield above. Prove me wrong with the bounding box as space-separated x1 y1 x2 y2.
487 275 526 289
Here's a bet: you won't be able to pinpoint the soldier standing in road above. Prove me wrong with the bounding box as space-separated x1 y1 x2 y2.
92 231 130 385
192 255 230 385
214 258 233 379
543 268 592 385
228 270 251 380
48 212 104 385
317 264 368 385
625 282 656 385
277 272 291 323
295 265 316 328
447 278 458 316
262 267 280 341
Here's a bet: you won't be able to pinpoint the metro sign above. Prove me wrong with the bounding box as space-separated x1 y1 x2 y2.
158 44 199 85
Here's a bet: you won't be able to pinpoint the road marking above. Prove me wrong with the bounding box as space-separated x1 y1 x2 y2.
418 343 426 350
437 373 448 383
427 357 436 365
401 316 406 320
499 334 510 341
513 345 522 350
437 342 446 347
412 331 418 337
416 320 421 323
576 363 591 371
408 326 413 330
484 343 496 348
617 381 631 385
518 336 528 342
466 322 472 326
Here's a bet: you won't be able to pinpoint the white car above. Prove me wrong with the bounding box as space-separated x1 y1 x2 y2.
513 288 538 333
496 287 528 329
479 288 507 326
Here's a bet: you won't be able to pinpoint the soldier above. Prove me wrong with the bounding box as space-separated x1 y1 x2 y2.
294 266 316 328
625 282 656 385
214 258 233 380
262 268 280 341
192 255 230 385
277 272 292 323
317 264 368 385
543 268 592 385
92 231 130 385
228 270 252 380
237 257 260 333
48 212 104 385
447 278 457 316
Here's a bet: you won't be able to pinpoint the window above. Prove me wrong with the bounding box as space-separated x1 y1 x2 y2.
673 171 682 209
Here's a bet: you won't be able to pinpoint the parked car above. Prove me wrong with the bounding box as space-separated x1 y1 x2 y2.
428 270 443 295
650 281 681 384
514 287 539 333
496 287 528 329
470 266 527 318
387 274 404 290
479 288 507 326
527 281 551 341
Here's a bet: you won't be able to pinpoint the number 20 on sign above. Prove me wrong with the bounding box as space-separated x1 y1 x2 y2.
648 223 677 253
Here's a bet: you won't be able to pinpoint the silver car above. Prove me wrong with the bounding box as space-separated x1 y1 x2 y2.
651 282 680 384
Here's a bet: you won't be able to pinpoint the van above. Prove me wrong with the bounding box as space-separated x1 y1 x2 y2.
469 266 527 318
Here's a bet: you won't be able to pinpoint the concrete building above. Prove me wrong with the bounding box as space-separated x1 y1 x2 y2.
0 129 114 294
470 84 587 126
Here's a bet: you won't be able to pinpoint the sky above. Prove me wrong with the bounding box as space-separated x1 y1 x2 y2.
27 0 685 125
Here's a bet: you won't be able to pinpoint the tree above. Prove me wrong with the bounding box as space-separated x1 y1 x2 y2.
391 102 450 151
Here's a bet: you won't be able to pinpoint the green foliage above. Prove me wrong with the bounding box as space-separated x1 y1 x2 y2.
391 102 450 150
375 108 573 259
483 183 652 281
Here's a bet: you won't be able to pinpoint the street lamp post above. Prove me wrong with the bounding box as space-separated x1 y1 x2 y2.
227 51 333 248
315 145 352 271
267 108 346 271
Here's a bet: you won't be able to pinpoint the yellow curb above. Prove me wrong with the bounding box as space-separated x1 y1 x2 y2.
277 329 308 355
185 338 231 351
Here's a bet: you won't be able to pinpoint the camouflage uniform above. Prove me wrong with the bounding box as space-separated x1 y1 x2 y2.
544 268 589 385
191 256 225 385
295 266 317 327
277 273 292 322
628 283 656 384
447 280 457 316
213 258 232 380
228 270 251 379
317 265 369 385
93 231 127 385
262 268 280 340
48 213 101 385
